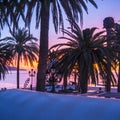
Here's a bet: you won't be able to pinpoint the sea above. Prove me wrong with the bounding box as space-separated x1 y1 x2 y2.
0 70 37 89
0 69 73 90
0 70 118 91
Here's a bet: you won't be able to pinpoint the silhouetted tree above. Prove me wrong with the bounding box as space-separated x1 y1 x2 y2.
0 0 98 91
24 0 98 91
1 28 39 88
103 17 115 92
50 20 116 93
0 42 13 80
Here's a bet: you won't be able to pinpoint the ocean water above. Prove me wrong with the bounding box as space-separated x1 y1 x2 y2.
0 70 104 90
0 70 37 89
0 70 118 91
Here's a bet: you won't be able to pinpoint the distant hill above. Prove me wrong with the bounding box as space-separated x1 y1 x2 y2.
7 66 26 71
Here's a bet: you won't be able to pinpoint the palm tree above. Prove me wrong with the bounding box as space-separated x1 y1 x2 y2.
1 0 98 91
25 0 98 91
1 28 39 89
103 17 115 92
50 20 117 93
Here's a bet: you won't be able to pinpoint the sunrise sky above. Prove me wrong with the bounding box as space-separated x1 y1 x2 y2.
2 0 120 46
49 0 120 47
1 0 120 69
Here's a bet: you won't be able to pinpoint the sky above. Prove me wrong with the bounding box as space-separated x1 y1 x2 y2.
1 0 120 47
1 0 120 69
49 0 120 47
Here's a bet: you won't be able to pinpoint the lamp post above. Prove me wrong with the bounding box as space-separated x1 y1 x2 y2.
29 69 36 90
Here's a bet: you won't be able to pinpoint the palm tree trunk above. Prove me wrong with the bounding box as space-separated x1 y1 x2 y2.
77 76 80 92
63 74 67 91
79 75 88 94
78 75 87 93
78 63 88 94
105 74 111 92
36 1 50 91
106 29 112 92
17 54 20 89
74 72 77 90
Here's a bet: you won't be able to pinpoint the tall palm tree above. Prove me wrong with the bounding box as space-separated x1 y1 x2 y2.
25 0 98 91
1 0 98 91
1 28 39 89
50 20 117 93
103 17 115 92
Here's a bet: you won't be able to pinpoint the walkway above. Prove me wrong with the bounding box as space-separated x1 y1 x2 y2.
0 89 120 120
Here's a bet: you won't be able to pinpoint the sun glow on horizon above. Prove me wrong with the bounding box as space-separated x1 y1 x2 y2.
20 62 38 70
9 61 38 70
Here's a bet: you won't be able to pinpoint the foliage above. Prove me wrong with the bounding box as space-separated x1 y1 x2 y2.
1 28 39 66
50 20 118 93
0 0 98 91
0 1 26 34
16 0 98 32
103 17 115 29
0 42 13 80
0 28 39 88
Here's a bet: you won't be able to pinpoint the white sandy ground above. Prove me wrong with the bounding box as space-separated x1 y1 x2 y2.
0 89 120 120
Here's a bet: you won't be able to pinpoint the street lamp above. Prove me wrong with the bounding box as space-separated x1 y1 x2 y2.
29 69 36 90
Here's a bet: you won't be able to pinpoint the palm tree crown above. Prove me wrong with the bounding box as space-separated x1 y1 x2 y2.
24 0 97 31
50 20 117 93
